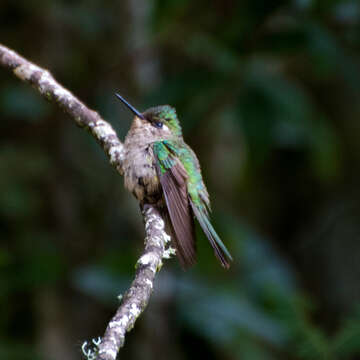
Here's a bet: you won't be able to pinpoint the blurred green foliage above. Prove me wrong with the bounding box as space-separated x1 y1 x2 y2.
1 0 360 359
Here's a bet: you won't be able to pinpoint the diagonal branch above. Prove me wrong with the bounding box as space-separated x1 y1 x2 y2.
0 44 124 174
0 43 171 360
97 205 171 360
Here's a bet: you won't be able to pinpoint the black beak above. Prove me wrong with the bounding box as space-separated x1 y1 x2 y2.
115 93 145 120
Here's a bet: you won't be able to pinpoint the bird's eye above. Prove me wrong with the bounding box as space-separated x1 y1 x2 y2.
154 121 163 128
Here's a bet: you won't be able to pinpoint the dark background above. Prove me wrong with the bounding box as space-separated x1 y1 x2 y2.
1 0 360 359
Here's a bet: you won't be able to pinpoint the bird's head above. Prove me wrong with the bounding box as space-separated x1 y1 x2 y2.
115 93 182 139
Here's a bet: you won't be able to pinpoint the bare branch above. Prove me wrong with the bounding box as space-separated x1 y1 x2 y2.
0 43 172 359
0 43 124 174
97 205 171 360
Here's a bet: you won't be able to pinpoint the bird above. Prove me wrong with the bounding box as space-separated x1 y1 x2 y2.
116 93 232 269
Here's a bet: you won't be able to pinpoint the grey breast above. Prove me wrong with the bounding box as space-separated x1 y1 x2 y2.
123 143 160 202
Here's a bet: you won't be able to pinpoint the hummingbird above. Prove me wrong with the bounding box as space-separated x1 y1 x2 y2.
116 93 232 269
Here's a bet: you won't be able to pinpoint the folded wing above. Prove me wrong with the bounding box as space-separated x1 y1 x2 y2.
154 141 196 267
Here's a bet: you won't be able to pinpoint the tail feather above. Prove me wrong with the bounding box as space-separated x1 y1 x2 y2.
190 201 232 269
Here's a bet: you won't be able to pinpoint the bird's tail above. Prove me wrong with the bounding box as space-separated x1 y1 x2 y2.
190 202 232 269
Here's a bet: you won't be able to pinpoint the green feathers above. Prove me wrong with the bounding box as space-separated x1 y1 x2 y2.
153 140 233 268
143 106 182 137
117 94 232 268
153 141 177 174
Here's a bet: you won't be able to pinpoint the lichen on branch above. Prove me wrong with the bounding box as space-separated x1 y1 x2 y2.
0 43 173 360
0 44 124 174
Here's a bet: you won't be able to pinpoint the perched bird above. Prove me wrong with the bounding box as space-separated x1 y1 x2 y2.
117 93 232 269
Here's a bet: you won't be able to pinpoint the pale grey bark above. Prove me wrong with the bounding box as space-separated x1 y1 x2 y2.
0 43 173 360
97 205 172 360
0 44 124 175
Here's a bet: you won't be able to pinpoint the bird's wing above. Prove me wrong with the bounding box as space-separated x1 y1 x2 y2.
153 140 196 267
180 145 233 269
